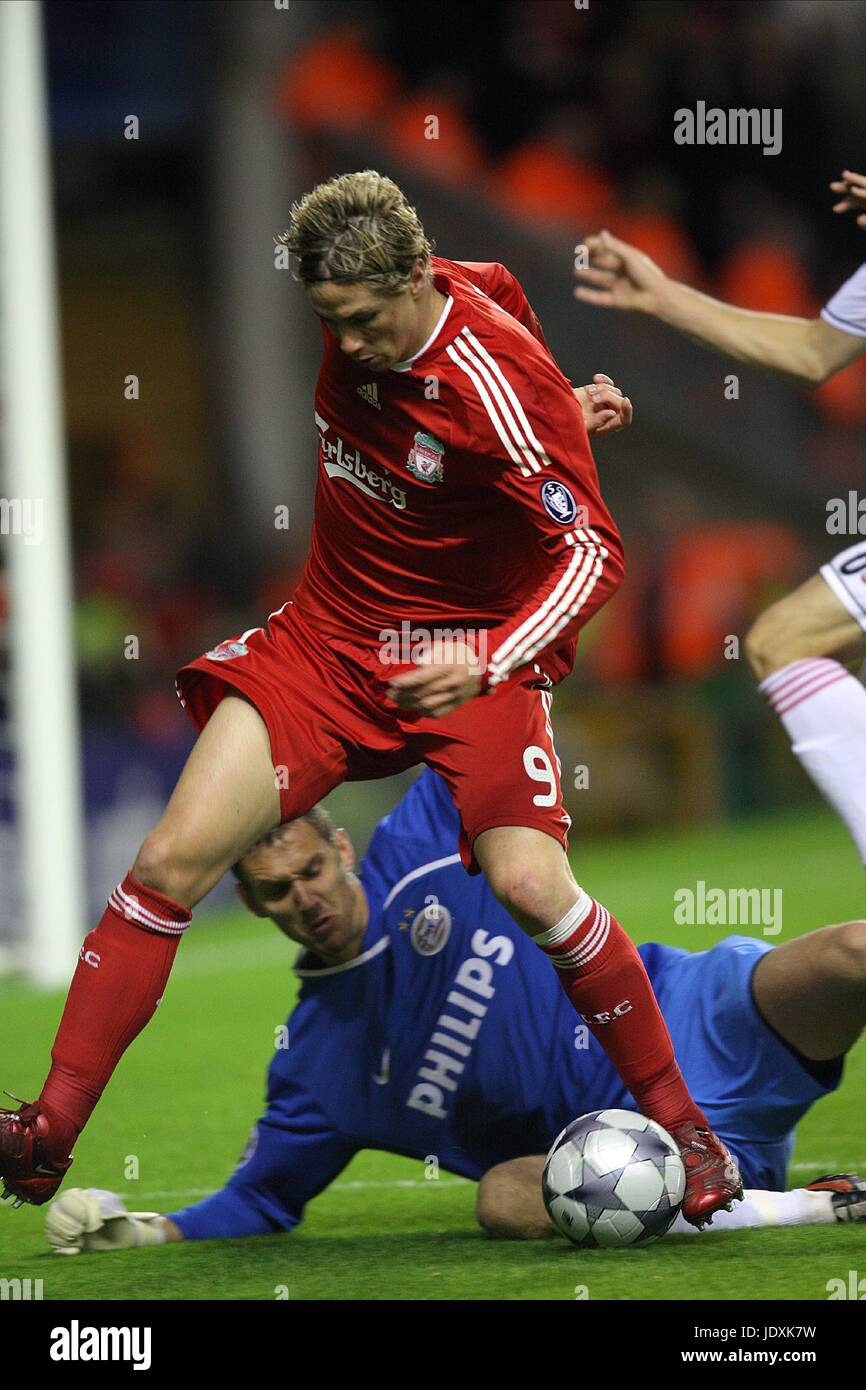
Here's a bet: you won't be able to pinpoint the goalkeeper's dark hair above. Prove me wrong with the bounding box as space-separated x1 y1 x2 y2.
231 806 337 888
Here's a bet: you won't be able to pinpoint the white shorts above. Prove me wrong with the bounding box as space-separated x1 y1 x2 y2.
820 539 866 633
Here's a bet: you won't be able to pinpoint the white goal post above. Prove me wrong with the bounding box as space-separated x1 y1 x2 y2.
0 0 85 984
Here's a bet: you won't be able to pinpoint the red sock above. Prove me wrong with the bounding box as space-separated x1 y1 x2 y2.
38 873 191 1160
536 892 707 1133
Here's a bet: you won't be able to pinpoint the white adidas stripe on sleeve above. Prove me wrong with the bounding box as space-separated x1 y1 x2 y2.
446 328 608 684
488 530 608 685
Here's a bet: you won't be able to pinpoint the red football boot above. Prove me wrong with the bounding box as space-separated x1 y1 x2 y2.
806 1173 866 1223
670 1121 744 1228
0 1096 73 1207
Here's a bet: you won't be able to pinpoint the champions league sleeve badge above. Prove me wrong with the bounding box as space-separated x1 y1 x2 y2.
407 431 446 484
540 479 578 524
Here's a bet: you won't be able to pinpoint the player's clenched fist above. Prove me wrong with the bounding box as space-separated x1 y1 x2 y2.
830 169 866 230
573 230 667 314
574 373 633 435
386 640 483 719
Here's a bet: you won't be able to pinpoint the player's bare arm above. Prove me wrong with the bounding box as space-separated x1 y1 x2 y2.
574 229 865 385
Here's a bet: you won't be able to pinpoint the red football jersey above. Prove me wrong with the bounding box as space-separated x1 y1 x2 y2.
292 256 624 689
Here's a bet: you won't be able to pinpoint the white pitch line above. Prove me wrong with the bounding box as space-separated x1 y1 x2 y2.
789 1160 865 1172
332 1177 470 1190
130 1167 865 1203
134 1178 472 1201
136 1187 216 1200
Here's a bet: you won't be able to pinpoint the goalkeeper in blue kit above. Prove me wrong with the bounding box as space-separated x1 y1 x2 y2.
46 770 866 1252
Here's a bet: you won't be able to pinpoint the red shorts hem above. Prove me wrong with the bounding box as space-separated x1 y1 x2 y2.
174 665 294 818
175 610 569 839
460 814 570 875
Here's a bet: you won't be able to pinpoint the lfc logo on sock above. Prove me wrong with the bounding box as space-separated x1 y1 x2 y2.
581 999 633 1025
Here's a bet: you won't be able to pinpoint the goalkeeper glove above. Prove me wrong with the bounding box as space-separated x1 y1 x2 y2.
45 1187 166 1254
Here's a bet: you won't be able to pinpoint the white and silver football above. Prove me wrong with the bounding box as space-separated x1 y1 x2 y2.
542 1108 686 1248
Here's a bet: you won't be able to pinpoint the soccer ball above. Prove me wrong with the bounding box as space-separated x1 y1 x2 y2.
542 1108 686 1248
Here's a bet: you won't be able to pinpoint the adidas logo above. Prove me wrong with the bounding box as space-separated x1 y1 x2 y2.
357 381 381 409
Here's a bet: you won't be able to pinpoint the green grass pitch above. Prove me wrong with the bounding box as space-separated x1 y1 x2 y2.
1 804 863 1301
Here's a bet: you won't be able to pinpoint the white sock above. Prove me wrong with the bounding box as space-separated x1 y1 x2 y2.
760 658 866 867
668 1187 835 1235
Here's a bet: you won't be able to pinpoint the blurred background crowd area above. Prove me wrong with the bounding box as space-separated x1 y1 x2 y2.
2 0 866 880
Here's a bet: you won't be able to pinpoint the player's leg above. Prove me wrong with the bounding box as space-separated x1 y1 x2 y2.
131 692 281 907
1 694 283 1202
422 675 741 1224
476 1157 864 1239
745 572 865 679
475 824 741 1224
3 607 369 1205
481 923 866 1240
476 1156 555 1238
750 919 866 1060
745 554 866 867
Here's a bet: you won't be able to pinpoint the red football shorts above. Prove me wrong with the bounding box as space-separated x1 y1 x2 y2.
175 602 570 872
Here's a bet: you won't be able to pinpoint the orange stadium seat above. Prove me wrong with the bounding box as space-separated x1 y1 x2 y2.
490 141 617 231
716 239 813 316
384 93 485 186
659 521 806 680
274 28 400 133
813 353 866 427
610 209 701 283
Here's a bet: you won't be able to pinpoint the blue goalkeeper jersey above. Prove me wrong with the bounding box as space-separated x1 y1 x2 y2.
266 767 638 1177
171 769 841 1239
